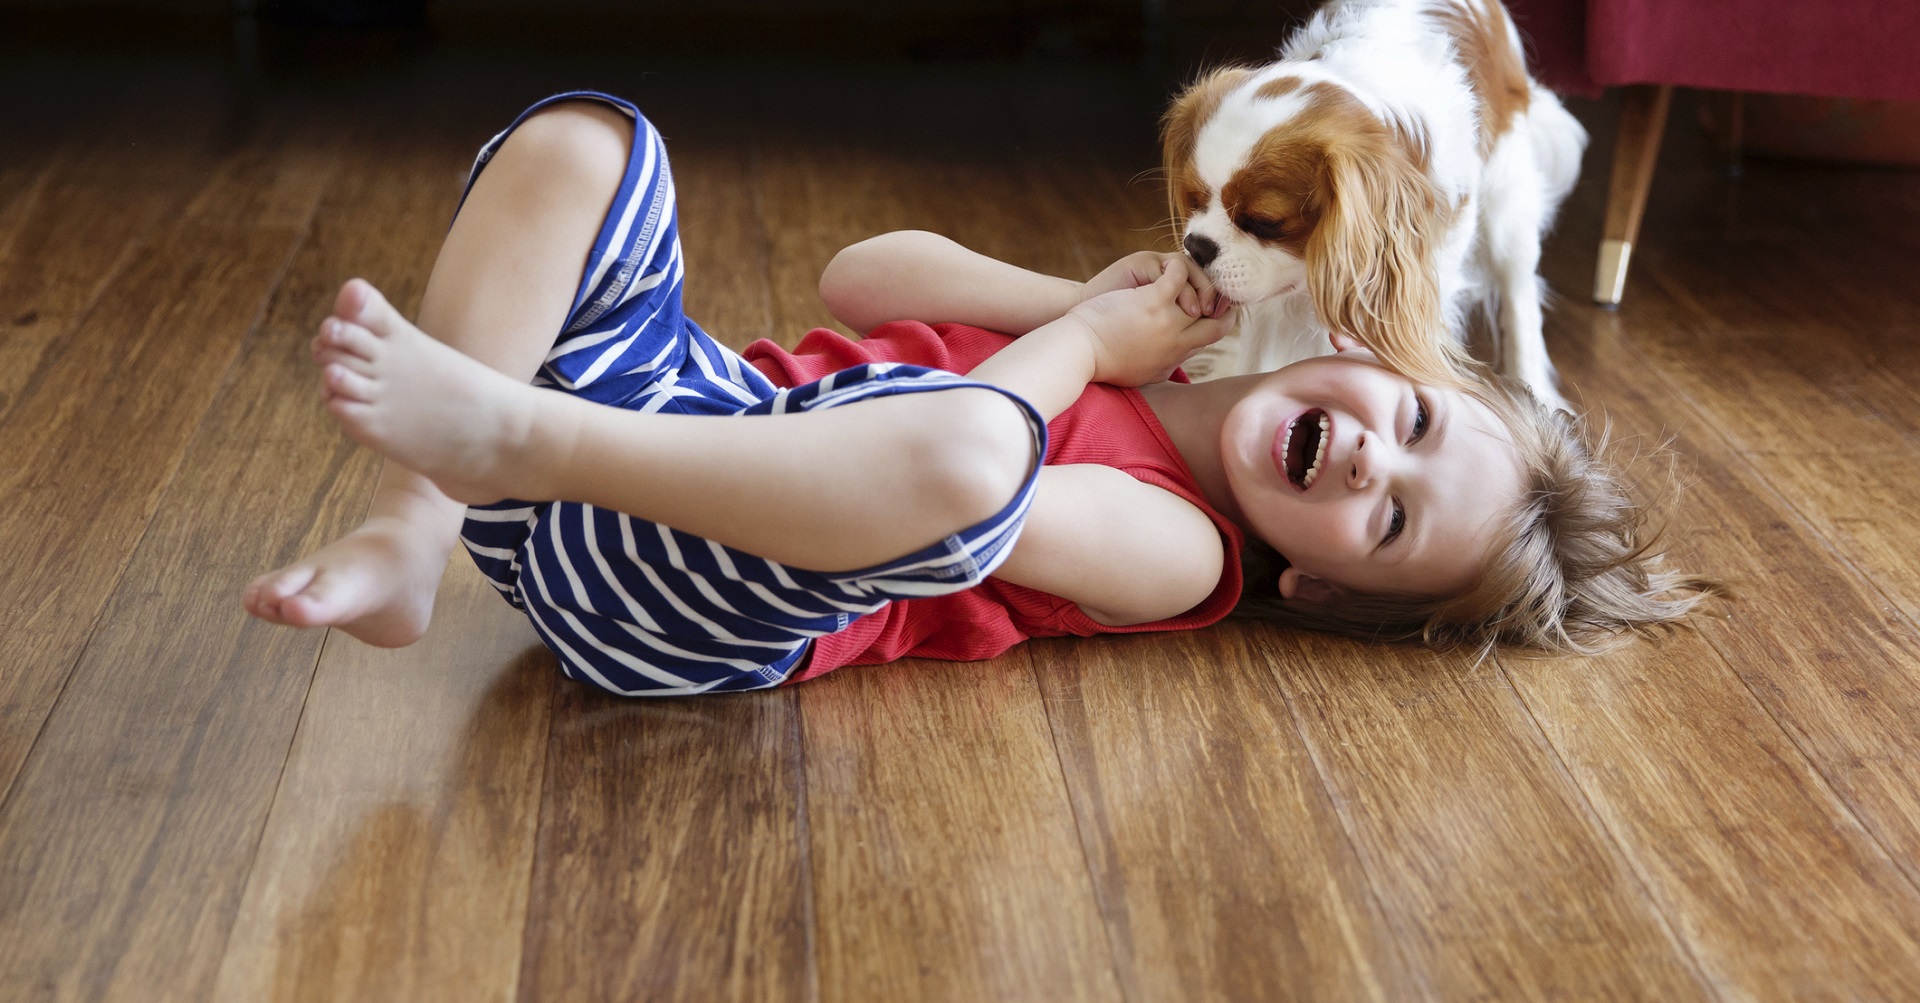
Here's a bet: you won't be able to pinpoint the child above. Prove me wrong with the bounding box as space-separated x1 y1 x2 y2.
244 92 1712 696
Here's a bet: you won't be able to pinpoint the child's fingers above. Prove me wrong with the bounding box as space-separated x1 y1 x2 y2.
1176 284 1202 317
1180 311 1234 351
1152 256 1191 300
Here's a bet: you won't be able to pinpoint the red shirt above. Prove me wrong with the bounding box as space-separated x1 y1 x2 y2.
743 321 1245 682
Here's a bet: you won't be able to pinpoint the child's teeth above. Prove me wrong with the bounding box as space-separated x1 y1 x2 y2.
1303 414 1330 487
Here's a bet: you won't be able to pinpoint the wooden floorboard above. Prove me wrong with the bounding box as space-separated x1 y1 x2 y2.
1034 626 1419 1002
4 46 1920 1003
199 121 556 1003
520 684 811 1003
799 659 1121 1001
209 563 552 1003
1260 629 1710 1000
0 110 340 998
1537 128 1920 890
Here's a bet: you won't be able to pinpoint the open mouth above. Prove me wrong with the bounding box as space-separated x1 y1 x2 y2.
1282 409 1330 490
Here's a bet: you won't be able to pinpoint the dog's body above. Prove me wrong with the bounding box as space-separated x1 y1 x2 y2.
1163 0 1587 408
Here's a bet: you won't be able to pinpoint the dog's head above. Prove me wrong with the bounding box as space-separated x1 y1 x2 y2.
1162 66 1466 386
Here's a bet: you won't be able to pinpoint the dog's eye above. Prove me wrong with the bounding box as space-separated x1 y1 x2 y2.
1236 214 1288 240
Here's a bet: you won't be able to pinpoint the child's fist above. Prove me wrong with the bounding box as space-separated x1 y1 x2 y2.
1069 257 1233 387
1080 250 1228 319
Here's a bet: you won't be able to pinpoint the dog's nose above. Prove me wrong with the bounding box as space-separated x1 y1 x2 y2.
1183 233 1219 268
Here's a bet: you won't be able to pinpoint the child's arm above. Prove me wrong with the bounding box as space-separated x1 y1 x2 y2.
968 257 1229 421
995 464 1227 625
820 231 1080 335
819 230 1224 336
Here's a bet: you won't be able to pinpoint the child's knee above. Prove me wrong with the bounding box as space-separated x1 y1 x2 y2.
497 102 634 192
916 388 1040 531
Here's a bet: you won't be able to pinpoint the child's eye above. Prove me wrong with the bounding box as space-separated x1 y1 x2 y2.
1384 500 1405 545
1410 395 1430 443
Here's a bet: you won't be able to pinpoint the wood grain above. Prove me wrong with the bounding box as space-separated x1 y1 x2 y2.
1538 121 1920 890
801 659 1121 1001
1506 259 1920 995
1260 629 1709 1000
0 67 228 431
0 113 364 1001
518 685 812 1003
196 122 556 1003
1034 625 1417 1002
209 564 552 1003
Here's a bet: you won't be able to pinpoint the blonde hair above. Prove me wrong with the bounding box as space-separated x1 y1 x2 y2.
1235 374 1722 656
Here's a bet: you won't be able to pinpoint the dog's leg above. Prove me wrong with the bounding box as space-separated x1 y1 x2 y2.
1481 118 1579 413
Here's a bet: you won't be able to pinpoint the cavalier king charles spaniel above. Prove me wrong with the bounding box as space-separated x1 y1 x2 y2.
1163 0 1587 409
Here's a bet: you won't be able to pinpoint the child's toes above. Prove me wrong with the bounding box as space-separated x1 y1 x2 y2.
245 566 314 621
341 278 405 338
312 317 381 363
322 363 377 402
280 568 357 626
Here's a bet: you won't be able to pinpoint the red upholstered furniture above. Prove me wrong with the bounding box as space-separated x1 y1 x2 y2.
1503 0 1920 304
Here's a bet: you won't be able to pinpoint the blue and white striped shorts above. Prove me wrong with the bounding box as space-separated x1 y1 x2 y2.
456 92 1046 697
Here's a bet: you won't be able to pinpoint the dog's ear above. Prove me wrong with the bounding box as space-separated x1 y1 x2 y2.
1308 136 1471 389
1161 66 1254 241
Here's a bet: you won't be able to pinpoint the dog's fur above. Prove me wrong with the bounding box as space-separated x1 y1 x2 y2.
1163 0 1587 407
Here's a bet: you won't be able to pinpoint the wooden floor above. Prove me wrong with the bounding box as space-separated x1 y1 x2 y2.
4 37 1920 1003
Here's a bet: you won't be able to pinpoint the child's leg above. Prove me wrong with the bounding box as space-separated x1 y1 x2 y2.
244 102 638 645
312 283 1040 572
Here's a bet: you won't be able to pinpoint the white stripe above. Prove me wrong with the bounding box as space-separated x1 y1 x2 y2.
573 146 675 334
527 540 756 688
744 576 870 617
574 125 658 317
623 518 752 641
585 510 665 633
550 511 599 616
572 263 679 386
546 318 630 360
524 541 697 690
461 541 520 561
464 505 537 522
689 340 764 406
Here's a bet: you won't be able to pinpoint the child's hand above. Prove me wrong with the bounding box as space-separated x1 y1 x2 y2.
1066 256 1234 387
1080 250 1230 320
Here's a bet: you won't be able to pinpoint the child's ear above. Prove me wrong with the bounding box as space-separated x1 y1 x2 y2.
1278 566 1343 603
1328 332 1366 354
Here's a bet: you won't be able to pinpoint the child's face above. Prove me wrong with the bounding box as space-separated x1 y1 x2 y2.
1219 337 1525 602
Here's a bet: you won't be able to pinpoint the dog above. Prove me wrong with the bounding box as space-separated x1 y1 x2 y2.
1161 0 1587 409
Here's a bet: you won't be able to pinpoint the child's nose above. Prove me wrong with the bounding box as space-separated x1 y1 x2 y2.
1348 433 1373 489
1347 431 1390 490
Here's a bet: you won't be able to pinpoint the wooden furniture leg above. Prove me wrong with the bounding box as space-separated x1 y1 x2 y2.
1595 84 1673 306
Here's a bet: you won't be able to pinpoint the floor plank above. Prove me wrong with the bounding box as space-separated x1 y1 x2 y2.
503 128 817 1003
0 64 230 431
209 564 552 1003
1260 630 1710 1000
1535 113 1920 887
1503 278 1920 997
0 111 345 1000
1035 625 1419 1002
801 660 1122 1001
518 686 813 1003
196 120 557 1003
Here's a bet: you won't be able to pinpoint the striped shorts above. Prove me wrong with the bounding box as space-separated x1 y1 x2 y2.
456 92 1046 697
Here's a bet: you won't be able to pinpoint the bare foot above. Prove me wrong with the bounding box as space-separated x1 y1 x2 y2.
313 278 546 505
243 516 448 647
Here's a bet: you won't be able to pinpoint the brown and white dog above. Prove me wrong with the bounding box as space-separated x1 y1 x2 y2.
1162 0 1586 408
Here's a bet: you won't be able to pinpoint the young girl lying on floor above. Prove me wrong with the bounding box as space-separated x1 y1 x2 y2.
243 92 1713 696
